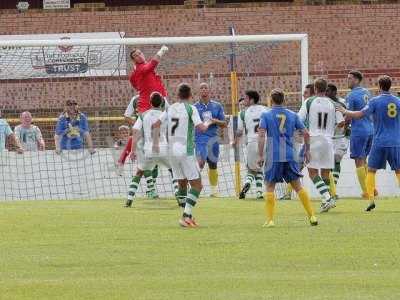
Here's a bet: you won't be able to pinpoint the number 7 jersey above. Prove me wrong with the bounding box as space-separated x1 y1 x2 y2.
298 96 344 137
163 102 203 157
259 106 305 162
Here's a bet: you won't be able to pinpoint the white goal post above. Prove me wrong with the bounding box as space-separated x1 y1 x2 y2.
0 33 309 95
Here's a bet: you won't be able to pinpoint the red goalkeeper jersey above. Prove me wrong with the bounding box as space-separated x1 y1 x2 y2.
129 59 167 113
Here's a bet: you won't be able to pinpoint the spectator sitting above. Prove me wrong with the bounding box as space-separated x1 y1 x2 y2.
54 100 95 154
114 125 131 149
0 110 24 153
14 111 45 151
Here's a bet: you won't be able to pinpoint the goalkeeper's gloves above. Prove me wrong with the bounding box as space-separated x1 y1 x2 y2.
157 45 168 57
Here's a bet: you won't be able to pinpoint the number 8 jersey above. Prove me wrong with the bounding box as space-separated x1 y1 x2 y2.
361 92 400 146
298 96 344 138
163 102 203 157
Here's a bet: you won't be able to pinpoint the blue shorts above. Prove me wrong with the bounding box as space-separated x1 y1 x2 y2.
368 145 400 170
264 161 303 183
350 135 373 159
195 139 220 164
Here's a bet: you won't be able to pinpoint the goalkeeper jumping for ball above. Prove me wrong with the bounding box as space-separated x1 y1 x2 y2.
129 45 169 113
123 45 178 198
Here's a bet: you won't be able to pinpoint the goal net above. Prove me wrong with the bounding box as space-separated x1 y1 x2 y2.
0 33 308 201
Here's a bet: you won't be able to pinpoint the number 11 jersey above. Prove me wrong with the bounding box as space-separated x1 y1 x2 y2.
298 96 344 138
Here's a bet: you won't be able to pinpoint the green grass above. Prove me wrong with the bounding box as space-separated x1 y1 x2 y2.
1 198 400 300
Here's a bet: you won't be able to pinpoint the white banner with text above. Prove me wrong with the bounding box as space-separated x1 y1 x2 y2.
0 32 126 79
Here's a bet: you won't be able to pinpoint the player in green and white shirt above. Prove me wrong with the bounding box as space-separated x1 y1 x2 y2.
298 78 345 212
326 83 349 198
125 93 178 207
122 94 163 200
155 83 209 227
236 90 268 200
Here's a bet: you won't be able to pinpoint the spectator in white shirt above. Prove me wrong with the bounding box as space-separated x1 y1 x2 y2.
14 111 45 151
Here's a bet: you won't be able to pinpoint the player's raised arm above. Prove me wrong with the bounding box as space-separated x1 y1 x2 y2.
131 45 168 73
154 45 169 62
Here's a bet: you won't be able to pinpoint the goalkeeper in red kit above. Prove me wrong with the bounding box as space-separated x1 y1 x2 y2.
122 46 169 198
129 46 169 113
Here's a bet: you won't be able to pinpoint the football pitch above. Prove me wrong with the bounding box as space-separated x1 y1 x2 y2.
1 198 400 300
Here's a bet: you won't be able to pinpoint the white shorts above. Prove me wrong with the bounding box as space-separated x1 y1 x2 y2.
170 155 200 181
141 156 171 171
308 136 334 170
246 141 261 172
136 149 147 171
333 137 349 161
136 139 147 170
